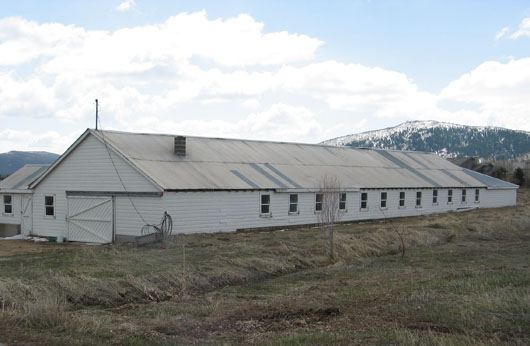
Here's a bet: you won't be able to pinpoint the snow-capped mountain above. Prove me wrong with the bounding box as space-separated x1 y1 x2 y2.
321 120 530 159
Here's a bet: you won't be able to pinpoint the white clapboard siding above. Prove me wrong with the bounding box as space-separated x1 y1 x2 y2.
115 196 164 237
479 189 517 208
161 187 517 235
0 193 22 225
352 188 479 221
162 191 319 234
109 187 516 236
32 135 159 239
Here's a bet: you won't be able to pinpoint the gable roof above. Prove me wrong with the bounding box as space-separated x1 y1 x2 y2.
74 129 515 191
0 164 49 192
29 128 518 191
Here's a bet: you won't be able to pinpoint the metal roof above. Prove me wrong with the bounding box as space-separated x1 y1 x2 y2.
0 164 49 192
462 169 518 189
83 129 517 191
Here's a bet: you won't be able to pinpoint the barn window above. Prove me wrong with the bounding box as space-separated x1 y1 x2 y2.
380 192 387 209
45 195 55 216
399 191 405 208
3 195 13 215
260 194 271 215
289 194 298 214
315 193 323 212
360 192 368 210
432 189 438 205
447 189 453 204
339 193 347 211
475 189 480 203
461 189 467 203
416 191 422 208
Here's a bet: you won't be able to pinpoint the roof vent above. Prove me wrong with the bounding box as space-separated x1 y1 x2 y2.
174 136 186 156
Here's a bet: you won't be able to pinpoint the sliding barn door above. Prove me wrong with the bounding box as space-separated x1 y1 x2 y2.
67 196 113 243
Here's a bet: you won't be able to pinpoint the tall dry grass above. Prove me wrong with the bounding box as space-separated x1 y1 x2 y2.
0 190 529 338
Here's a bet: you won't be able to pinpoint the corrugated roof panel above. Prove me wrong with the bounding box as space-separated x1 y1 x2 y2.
422 170 465 187
446 169 485 186
441 169 472 187
248 163 288 188
91 130 518 191
230 170 259 188
419 153 458 170
0 164 49 191
11 165 49 189
401 152 430 169
263 163 302 188
375 151 441 187
462 169 519 189
416 153 446 168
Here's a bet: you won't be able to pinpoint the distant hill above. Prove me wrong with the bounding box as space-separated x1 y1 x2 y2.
322 120 530 159
0 151 59 176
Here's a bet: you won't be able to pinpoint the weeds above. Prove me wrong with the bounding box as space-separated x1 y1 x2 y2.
0 190 529 344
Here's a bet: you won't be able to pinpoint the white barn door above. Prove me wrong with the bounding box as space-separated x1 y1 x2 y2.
67 196 114 243
21 195 32 236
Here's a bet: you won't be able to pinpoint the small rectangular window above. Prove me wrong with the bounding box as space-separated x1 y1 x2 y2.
360 192 368 210
475 189 480 203
433 189 438 204
461 189 467 203
399 191 405 208
315 193 323 212
380 192 387 209
3 195 13 215
45 195 55 216
339 193 347 211
289 194 298 214
416 191 422 208
260 194 270 215
448 189 453 204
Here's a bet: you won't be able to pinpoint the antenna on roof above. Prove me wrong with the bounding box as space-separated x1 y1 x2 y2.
95 99 99 130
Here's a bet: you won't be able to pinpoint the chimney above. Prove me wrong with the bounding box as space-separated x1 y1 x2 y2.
174 136 186 156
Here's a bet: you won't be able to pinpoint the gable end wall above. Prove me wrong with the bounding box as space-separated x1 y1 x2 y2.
32 134 159 238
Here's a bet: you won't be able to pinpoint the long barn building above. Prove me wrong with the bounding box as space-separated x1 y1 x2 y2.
1 129 518 243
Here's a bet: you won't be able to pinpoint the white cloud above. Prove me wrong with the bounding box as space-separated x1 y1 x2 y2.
495 26 510 40
120 103 325 143
241 99 261 109
116 0 135 12
0 12 322 71
1 12 530 153
275 61 422 114
438 58 530 129
0 129 82 154
0 17 84 65
0 72 57 117
509 18 530 39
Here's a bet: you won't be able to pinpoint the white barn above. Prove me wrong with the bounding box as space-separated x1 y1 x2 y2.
0 164 49 237
13 129 518 243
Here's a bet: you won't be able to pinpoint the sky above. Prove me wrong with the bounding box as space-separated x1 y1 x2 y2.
1 0 530 154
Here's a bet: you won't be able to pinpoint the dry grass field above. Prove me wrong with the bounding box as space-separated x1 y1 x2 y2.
1 190 530 345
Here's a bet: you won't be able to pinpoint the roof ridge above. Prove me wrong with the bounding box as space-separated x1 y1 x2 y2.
93 129 436 154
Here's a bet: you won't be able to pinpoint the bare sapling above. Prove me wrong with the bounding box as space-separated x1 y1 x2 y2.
317 175 343 261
